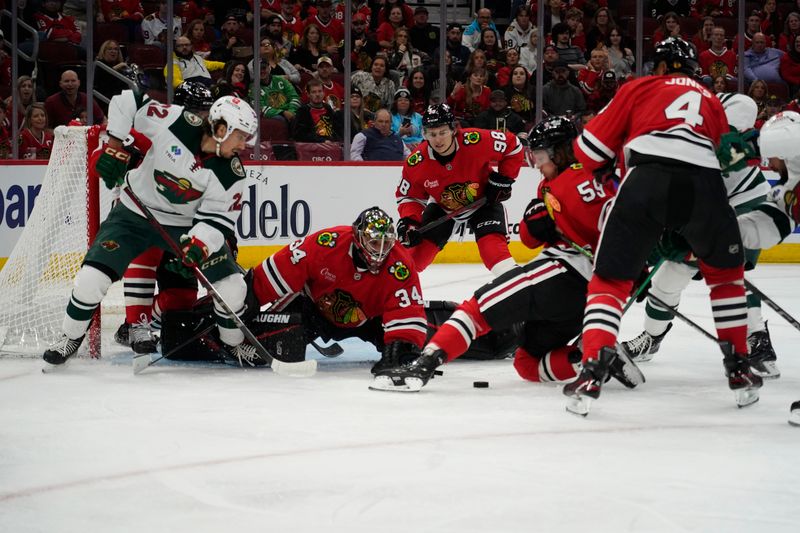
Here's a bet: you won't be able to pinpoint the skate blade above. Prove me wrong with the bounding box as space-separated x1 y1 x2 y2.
132 354 154 375
565 396 592 417
632 352 655 363
368 375 423 392
789 410 800 427
751 362 780 380
734 388 760 408
41 359 70 374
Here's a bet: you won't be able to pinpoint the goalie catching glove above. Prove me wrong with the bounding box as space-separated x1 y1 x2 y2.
94 144 131 189
485 171 514 203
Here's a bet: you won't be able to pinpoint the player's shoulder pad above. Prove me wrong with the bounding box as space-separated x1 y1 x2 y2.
203 155 247 191
406 150 424 167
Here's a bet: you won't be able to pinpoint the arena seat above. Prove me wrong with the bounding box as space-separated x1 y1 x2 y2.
238 141 276 161
294 142 343 161
259 116 290 141
127 44 166 69
94 22 130 49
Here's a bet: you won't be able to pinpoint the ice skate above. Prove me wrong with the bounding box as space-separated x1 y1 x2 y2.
114 321 131 346
789 401 800 427
747 323 780 379
619 323 672 363
129 321 158 355
370 348 445 392
607 343 646 388
224 341 269 367
563 346 616 416
723 353 763 408
42 334 85 371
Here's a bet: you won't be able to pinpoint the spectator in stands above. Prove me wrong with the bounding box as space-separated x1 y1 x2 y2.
736 12 770 52
699 26 738 84
141 0 182 49
305 0 344 44
409 6 439 57
212 60 250 100
653 12 684 42
390 87 422 148
606 27 634 80
462 8 497 52
447 67 491 126
35 0 83 50
251 62 300 123
748 79 770 119
465 49 497 88
262 14 294 58
778 12 800 53
780 34 800 95
504 6 534 51
166 36 225 88
552 22 586 68
503 65 535 122
760 0 782 43
0 104 12 158
586 7 616 54
650 0 691 18
177 1 214 27
496 47 521 87
377 5 407 50
350 108 409 161
313 56 344 110
351 55 397 112
344 14 381 72
337 87 374 141
577 47 609 99
19 103 54 160
292 23 338 73
279 0 305 44
542 60 586 117
250 37 301 84
377 0 414 30
763 94 784 123
540 0 566 35
184 19 213 58
293 78 342 143
565 7 587 52
44 70 104 128
519 28 539 74
5 75 36 125
406 66 431 114
712 74 728 93
540 43 562 85
692 16 715 54
209 14 246 62
473 89 526 136
478 28 505 75
586 70 618 113
95 39 134 100
446 23 471 74
744 32 785 83
694 1 735 18
97 0 144 43
387 27 419 82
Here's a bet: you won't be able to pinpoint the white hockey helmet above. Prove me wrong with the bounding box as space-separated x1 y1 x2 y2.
208 95 258 146
718 92 757 133
760 111 800 159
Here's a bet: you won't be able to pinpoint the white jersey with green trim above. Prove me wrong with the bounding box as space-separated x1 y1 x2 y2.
106 90 246 254
723 163 770 214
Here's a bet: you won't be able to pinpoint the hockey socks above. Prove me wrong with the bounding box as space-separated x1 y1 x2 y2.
477 233 515 276
702 263 748 355
63 265 114 339
580 276 632 363
513 345 580 383
427 297 490 362
123 247 162 325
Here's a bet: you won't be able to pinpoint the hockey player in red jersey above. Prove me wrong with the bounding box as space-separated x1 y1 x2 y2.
250 206 429 373
564 37 762 415
395 103 525 277
370 117 643 392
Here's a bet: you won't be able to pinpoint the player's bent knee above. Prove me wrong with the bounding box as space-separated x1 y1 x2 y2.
72 265 114 305
212 274 247 311
513 347 541 381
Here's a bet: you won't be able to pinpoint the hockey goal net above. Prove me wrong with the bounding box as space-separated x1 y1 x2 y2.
0 126 117 356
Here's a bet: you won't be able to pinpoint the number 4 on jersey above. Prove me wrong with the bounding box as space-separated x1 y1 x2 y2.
665 91 704 127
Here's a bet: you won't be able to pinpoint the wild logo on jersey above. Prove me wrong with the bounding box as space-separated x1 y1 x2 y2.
439 182 479 211
316 231 338 247
154 170 203 204
318 289 368 326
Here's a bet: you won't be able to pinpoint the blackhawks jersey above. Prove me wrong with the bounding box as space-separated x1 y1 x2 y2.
106 90 246 255
520 164 616 280
396 128 525 221
252 226 428 347
575 75 728 172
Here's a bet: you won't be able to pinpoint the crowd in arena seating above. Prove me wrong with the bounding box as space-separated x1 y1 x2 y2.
2 0 800 162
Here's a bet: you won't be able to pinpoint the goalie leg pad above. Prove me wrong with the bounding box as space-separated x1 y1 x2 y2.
249 311 307 362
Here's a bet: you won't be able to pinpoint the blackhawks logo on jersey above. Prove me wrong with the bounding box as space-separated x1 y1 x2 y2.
317 289 367 326
439 182 479 211
154 170 202 204
316 231 338 247
388 261 410 281
463 131 481 145
406 152 423 166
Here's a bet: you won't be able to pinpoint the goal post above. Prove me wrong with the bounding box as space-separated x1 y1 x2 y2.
0 126 109 356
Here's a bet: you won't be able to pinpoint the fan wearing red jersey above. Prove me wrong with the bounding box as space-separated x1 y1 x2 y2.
565 37 761 415
396 103 525 277
371 117 644 392
250 207 429 373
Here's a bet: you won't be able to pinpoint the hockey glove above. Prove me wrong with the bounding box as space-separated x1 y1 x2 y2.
655 231 691 262
717 129 759 173
396 217 422 247
523 198 559 245
180 235 210 268
485 171 514 203
593 158 619 185
632 268 653 303
163 254 195 279
95 145 131 189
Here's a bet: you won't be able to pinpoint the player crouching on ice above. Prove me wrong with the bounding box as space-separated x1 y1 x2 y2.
42 90 259 369
370 116 644 392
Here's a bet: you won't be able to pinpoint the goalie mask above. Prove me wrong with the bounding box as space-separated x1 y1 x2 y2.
352 207 397 274
208 95 258 147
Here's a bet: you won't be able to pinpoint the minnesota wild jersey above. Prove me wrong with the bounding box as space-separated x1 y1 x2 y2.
723 163 770 215
106 90 246 254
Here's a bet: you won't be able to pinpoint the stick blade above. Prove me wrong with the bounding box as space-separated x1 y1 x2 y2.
132 354 152 375
271 358 317 378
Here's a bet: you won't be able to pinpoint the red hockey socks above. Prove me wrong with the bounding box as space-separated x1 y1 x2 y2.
123 247 163 324
581 275 632 363
477 233 514 274
700 262 748 354
513 345 580 382
427 297 490 361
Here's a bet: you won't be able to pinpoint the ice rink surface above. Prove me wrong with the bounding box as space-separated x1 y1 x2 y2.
1 263 798 533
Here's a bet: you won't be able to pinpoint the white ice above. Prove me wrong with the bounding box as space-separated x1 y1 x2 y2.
1 264 799 533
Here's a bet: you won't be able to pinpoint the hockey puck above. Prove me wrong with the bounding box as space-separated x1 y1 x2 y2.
473 381 489 388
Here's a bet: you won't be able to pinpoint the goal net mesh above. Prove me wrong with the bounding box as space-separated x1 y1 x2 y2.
0 126 116 355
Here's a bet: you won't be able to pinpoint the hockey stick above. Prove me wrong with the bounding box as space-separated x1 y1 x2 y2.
123 187 317 377
310 339 344 357
743 278 800 333
133 323 215 374
412 197 488 239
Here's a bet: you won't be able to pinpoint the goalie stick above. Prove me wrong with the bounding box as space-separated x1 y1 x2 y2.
123 187 317 378
310 340 343 357
133 323 215 374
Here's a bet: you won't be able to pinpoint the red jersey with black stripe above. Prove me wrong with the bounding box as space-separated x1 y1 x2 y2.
252 226 428 347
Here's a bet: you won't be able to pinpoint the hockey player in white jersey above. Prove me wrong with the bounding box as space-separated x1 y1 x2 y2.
42 90 259 368
621 93 784 378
